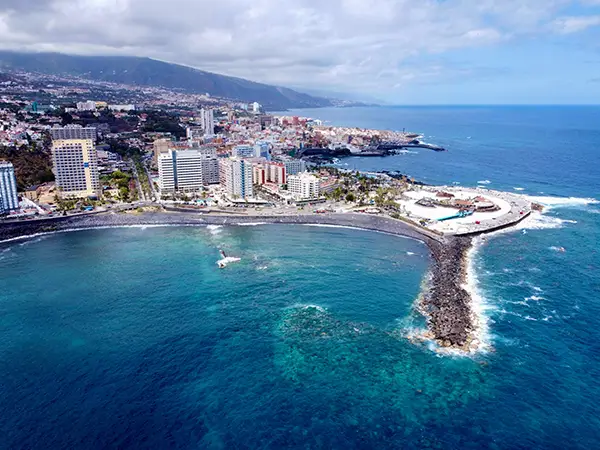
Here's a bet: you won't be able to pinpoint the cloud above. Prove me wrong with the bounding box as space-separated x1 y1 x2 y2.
552 15 600 34
0 0 594 95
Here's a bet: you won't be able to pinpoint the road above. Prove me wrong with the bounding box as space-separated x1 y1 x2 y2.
130 159 146 202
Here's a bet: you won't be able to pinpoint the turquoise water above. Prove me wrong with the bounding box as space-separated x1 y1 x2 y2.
2 106 600 448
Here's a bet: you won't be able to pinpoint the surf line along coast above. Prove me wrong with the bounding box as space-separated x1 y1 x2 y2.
0 207 531 353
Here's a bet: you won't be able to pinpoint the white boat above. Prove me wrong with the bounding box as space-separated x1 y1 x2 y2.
217 250 241 268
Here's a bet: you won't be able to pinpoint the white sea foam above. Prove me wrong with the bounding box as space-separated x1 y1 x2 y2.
521 195 599 210
236 222 268 227
477 180 492 185
0 224 203 245
287 304 326 313
513 187 525 191
207 225 223 235
406 252 416 256
513 212 572 231
549 246 567 252
525 295 545 301
19 236 48 246
461 236 494 354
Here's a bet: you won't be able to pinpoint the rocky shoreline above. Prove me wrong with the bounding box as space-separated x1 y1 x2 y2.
0 211 479 352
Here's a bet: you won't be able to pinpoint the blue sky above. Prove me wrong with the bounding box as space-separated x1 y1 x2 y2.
0 0 599 104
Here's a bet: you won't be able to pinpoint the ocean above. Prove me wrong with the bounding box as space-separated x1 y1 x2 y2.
1 106 599 449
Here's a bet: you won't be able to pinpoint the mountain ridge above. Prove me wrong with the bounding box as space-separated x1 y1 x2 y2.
0 51 335 110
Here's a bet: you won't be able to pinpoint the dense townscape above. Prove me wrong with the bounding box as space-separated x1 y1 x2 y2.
0 71 534 352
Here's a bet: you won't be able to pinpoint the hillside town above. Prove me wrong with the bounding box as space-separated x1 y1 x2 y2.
0 73 531 237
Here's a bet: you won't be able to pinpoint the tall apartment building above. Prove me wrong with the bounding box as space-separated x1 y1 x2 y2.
287 172 320 200
158 149 219 193
52 139 100 198
200 109 214 136
284 159 307 176
219 158 253 199
267 162 286 185
153 138 172 163
50 125 97 142
253 165 266 185
0 161 19 213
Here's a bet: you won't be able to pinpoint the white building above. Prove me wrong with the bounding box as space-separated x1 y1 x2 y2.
76 101 97 112
287 172 320 200
0 161 19 213
50 125 97 142
200 108 214 136
252 102 261 114
108 104 136 111
186 126 204 143
158 149 219 193
232 145 260 158
219 158 253 199
52 139 100 198
252 161 286 185
267 162 286 185
190 144 217 158
284 159 306 176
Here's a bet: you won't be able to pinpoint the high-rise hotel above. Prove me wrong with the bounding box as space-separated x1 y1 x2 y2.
0 161 19 214
219 158 254 199
158 149 220 193
52 139 100 198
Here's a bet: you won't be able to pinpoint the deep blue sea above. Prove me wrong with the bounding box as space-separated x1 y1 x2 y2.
1 106 600 449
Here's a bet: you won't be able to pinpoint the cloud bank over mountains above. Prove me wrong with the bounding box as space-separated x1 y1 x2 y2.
0 0 599 102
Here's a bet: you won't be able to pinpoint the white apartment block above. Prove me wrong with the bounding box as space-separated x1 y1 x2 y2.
0 161 19 213
287 172 320 200
158 149 219 193
50 125 97 142
253 165 266 185
52 139 100 198
186 126 204 143
200 109 214 136
76 101 97 111
108 104 136 111
267 162 286 185
219 158 253 199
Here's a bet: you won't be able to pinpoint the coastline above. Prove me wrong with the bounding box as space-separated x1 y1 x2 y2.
0 210 486 353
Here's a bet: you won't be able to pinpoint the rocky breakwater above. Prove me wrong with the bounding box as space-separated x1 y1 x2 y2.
418 236 476 351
